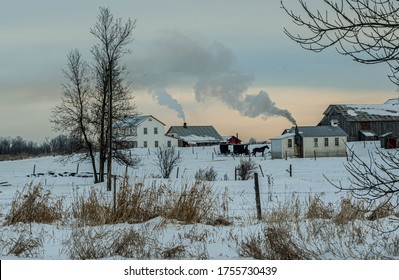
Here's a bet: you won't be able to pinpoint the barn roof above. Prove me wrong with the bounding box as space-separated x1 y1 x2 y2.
166 125 222 143
323 103 399 122
288 126 348 137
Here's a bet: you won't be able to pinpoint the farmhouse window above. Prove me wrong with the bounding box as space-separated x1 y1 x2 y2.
335 137 339 146
154 127 158 134
324 138 329 147
143 141 148 148
167 140 171 147
144 127 147 134
288 139 293 148
314 138 318 147
155 141 159 148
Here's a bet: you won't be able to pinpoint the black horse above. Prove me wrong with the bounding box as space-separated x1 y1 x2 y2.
252 145 269 157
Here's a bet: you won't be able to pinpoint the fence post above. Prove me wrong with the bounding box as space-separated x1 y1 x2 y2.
176 167 180 179
254 172 262 220
113 175 117 214
259 165 264 177
286 164 292 177
76 163 80 174
33 165 36 176
314 150 317 161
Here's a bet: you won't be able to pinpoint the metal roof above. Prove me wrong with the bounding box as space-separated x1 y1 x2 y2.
166 125 222 140
288 126 348 137
323 104 399 122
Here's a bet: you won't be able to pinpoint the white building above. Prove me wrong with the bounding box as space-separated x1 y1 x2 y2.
115 115 178 148
271 124 348 159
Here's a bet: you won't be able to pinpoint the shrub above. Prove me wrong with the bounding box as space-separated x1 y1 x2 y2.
154 147 182 178
195 166 218 181
236 158 257 180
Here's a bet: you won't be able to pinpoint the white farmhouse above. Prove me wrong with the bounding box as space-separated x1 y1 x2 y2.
115 115 178 148
271 124 348 159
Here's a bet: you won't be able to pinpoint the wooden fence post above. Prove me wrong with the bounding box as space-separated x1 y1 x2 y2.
113 175 117 214
33 165 36 176
259 165 264 177
176 167 180 179
286 164 292 177
254 173 262 220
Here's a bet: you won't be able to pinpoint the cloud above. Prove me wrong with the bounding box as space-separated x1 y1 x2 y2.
130 31 296 124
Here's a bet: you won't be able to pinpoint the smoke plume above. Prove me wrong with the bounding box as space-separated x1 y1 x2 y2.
131 31 296 124
148 87 186 121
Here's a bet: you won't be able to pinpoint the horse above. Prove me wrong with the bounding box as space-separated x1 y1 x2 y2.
252 145 269 157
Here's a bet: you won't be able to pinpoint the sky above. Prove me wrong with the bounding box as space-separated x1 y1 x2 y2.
1 0 397 143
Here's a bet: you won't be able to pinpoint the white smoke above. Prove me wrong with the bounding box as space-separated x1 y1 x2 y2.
130 31 296 124
148 87 186 121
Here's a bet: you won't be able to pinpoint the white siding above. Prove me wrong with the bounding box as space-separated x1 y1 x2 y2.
124 116 178 148
302 136 347 158
271 135 295 159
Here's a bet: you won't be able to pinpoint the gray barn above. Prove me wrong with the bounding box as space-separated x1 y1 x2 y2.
319 99 399 142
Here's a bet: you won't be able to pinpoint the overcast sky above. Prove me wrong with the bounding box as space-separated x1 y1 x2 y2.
1 0 397 142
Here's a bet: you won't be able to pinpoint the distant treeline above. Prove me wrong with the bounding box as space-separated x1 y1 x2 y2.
0 134 81 159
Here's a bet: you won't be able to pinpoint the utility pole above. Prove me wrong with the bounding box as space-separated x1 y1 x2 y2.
107 65 113 191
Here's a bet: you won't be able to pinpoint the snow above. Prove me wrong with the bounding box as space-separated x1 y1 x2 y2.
347 109 357 116
348 104 399 116
0 142 398 261
180 134 220 144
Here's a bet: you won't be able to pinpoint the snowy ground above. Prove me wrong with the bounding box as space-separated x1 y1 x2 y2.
0 141 398 260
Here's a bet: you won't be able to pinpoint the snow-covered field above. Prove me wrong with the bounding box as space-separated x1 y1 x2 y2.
0 141 398 261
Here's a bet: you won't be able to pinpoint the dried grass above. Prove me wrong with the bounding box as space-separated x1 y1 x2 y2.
367 202 393 221
163 182 218 224
334 198 365 225
7 232 43 258
72 180 224 226
5 184 63 225
305 194 334 219
237 226 311 260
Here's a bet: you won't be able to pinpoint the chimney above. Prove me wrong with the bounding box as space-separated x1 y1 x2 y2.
183 122 187 128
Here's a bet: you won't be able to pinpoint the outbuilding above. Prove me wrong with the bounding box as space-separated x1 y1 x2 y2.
319 99 399 141
271 124 348 159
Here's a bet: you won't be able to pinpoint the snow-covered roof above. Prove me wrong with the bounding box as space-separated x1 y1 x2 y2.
270 132 295 140
324 102 399 122
180 134 221 144
272 126 347 140
166 125 222 143
114 115 165 128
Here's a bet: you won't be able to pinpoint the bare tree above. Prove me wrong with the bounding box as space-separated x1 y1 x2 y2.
281 0 399 85
327 147 399 213
52 8 139 183
154 147 182 179
51 49 99 183
90 7 138 185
